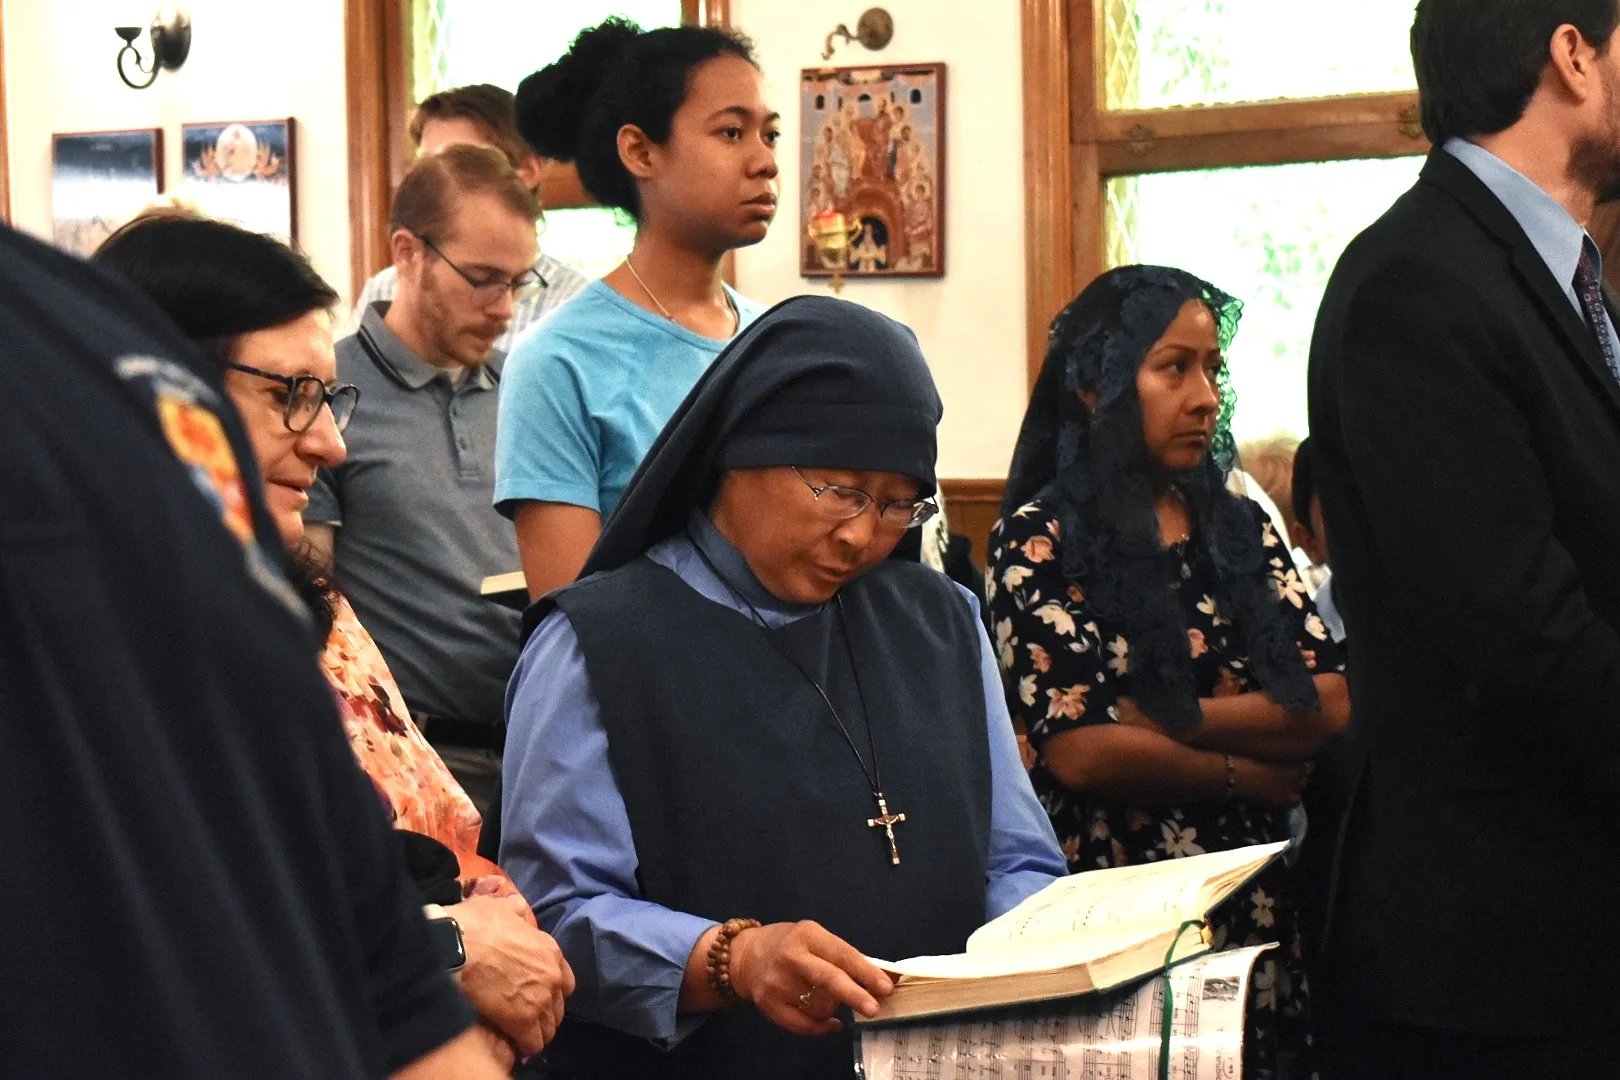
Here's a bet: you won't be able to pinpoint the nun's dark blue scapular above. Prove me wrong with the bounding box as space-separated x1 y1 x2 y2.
524 295 1004 1080
487 295 949 853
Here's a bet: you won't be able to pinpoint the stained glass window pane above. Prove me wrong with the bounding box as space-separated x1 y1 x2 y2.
1104 156 1424 443
1104 0 1419 111
412 0 453 103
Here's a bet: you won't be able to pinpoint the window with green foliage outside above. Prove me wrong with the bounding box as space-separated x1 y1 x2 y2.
1095 0 1425 443
1106 158 1424 443
1103 0 1419 111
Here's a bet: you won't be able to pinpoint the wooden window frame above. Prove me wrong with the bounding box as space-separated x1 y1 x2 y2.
344 0 729 299
1021 0 1430 387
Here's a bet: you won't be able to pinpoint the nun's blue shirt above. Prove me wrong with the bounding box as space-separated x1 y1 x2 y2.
499 512 1068 1044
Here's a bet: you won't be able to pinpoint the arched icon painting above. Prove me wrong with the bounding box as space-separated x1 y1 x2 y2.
801 63 945 280
180 119 296 243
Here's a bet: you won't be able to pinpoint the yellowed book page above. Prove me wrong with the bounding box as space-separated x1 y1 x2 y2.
873 925 1162 980
964 842 1288 953
479 570 527 596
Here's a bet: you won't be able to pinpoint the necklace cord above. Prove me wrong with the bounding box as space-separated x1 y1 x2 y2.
625 254 740 335
685 531 886 796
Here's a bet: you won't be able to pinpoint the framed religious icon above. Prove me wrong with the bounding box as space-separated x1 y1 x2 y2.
800 63 946 279
180 118 297 243
50 128 164 257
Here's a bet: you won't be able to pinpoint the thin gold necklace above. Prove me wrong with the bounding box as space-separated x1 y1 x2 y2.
625 253 738 335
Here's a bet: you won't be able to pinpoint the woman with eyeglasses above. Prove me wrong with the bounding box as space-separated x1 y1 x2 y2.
502 296 1067 1080
93 214 575 1070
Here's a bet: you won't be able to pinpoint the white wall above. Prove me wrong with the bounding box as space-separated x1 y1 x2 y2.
2 0 1030 475
730 0 1027 479
3 0 352 303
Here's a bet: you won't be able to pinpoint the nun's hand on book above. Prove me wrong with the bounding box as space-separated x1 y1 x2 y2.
729 920 895 1036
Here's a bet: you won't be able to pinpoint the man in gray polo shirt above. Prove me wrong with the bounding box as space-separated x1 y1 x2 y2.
306 144 539 812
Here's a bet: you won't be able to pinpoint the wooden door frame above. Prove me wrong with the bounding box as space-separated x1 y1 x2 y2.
344 0 411 299
345 0 731 299
1020 0 1082 390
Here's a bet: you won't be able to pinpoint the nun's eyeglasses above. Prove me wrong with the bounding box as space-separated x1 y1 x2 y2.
793 467 939 530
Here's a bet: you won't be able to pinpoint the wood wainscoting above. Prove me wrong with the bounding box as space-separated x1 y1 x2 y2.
940 478 1007 571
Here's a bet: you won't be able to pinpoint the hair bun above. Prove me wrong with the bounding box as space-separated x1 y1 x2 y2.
516 17 643 162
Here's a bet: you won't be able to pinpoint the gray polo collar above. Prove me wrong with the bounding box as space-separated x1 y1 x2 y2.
357 302 502 391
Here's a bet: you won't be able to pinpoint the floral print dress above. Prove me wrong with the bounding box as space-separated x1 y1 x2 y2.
987 498 1343 1080
321 592 524 905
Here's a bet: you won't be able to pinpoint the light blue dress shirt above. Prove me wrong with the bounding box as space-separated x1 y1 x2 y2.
501 512 1068 1044
1314 571 1346 645
1445 136 1620 361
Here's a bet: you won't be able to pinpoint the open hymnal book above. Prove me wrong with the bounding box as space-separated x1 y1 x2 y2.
478 571 529 611
863 840 1288 1024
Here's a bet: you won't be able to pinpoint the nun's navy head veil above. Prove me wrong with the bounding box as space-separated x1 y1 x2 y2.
522 295 943 639
1001 265 1317 733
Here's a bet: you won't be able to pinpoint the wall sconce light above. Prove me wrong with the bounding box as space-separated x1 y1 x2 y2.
114 5 191 90
822 8 894 62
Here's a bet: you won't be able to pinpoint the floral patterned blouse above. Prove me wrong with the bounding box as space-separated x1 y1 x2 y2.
321 592 521 903
986 497 1344 1080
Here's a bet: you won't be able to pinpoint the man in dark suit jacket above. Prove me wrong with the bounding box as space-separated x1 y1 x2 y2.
1307 2 1620 1076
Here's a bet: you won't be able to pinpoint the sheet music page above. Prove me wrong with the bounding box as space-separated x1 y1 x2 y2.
964 843 1288 952
858 944 1273 1080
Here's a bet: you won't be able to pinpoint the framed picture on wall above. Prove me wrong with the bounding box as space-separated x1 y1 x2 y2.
800 63 946 279
180 119 297 242
50 128 165 258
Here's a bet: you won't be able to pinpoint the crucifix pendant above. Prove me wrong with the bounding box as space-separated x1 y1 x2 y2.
866 792 907 866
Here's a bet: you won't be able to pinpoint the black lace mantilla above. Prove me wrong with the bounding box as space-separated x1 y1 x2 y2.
999 264 1318 733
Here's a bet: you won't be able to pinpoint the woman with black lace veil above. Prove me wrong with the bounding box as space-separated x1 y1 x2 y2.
986 265 1349 1080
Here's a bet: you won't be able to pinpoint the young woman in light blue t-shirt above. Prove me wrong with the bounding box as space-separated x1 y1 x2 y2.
496 18 780 599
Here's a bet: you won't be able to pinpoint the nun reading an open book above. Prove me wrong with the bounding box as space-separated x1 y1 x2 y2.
499 296 1068 1078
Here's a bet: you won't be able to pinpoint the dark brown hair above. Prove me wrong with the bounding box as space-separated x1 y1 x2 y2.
409 83 534 169
1413 0 1620 143
389 142 542 240
516 17 756 218
92 214 338 368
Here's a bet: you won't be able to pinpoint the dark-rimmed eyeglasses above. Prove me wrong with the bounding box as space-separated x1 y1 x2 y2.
793 467 939 530
417 233 542 304
229 363 360 433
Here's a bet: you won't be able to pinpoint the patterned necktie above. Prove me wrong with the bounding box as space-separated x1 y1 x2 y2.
1574 241 1620 383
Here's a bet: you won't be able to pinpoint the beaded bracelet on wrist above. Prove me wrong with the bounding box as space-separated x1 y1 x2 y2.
707 918 761 1006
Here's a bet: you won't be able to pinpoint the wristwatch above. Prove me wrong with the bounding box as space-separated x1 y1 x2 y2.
422 903 467 972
